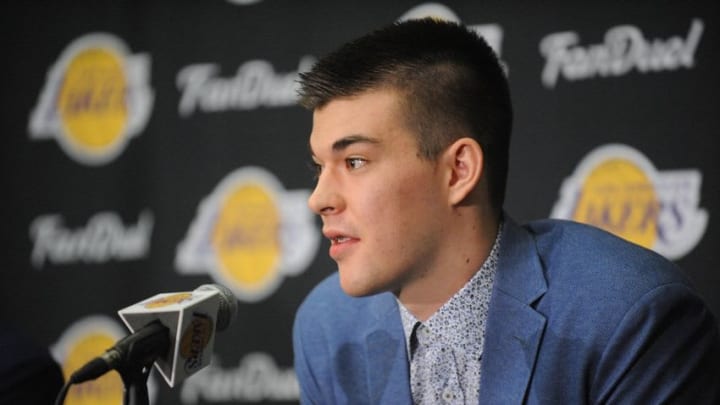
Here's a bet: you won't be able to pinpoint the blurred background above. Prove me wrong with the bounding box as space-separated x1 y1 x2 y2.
1 1 718 404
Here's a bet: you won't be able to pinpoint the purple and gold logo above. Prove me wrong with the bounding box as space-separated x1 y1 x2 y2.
180 313 214 373
551 144 708 259
176 167 319 302
29 33 153 165
52 315 158 404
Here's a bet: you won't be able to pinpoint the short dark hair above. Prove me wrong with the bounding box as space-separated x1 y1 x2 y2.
298 18 513 213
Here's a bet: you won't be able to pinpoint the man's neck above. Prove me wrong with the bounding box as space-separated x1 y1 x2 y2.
396 211 500 321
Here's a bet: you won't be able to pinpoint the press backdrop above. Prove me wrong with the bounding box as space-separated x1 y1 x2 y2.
1 1 718 404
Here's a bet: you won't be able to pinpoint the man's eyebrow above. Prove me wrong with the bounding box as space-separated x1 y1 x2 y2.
308 134 381 158
331 134 380 152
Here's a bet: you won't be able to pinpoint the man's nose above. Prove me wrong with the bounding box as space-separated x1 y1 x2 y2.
308 171 343 216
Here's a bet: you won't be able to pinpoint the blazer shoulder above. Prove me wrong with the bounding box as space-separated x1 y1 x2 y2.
526 219 691 288
294 273 394 334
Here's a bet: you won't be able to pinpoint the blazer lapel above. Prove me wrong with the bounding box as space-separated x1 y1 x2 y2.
479 218 548 404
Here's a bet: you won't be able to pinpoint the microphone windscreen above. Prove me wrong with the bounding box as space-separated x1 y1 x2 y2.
196 284 238 331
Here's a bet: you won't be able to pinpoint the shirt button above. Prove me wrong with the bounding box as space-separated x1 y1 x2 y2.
442 388 454 401
416 326 429 344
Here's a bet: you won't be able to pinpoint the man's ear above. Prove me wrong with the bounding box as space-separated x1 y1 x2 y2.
442 137 484 206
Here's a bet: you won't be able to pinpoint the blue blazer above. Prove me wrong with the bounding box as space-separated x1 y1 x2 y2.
293 218 720 404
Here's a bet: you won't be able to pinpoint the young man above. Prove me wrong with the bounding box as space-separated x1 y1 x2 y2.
292 18 720 404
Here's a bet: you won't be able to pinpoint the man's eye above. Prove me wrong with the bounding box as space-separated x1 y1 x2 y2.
308 161 322 179
346 157 367 170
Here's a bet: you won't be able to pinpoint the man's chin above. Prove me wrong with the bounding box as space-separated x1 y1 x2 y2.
338 271 382 298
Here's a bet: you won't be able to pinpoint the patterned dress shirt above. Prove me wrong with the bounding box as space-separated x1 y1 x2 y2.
398 228 502 404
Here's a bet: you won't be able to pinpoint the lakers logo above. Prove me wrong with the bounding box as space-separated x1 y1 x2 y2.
52 316 157 405
176 167 319 302
398 3 462 22
551 144 708 259
180 313 214 373
212 183 282 292
29 33 153 165
144 292 194 309
571 157 659 247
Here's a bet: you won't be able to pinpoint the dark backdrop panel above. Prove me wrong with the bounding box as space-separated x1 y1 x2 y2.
1 1 717 404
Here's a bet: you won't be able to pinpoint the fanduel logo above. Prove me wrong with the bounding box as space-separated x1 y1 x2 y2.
29 210 153 268
176 56 315 116
180 353 298 404
540 19 703 88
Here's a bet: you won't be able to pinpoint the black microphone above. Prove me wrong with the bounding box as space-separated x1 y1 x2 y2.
68 284 238 386
68 320 169 384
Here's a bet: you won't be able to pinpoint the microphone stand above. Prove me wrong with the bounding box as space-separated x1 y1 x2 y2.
118 361 152 405
114 321 169 405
